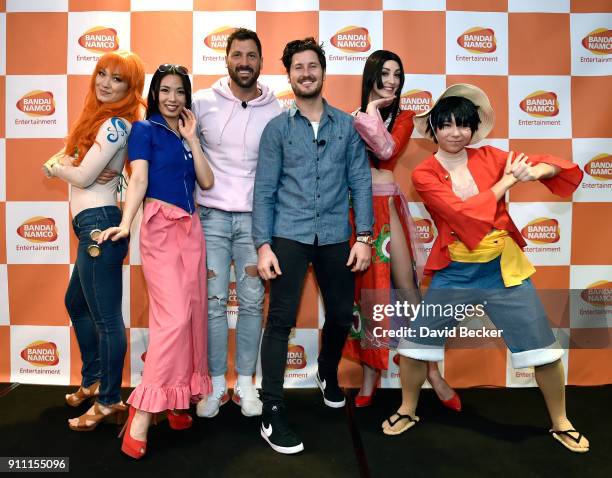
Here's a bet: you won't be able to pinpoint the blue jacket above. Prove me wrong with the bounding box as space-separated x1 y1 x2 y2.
252 100 373 248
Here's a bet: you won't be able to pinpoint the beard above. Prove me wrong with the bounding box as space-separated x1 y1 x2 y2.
291 77 323 99
228 65 259 89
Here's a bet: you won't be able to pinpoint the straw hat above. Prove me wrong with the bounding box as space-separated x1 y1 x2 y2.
413 83 495 145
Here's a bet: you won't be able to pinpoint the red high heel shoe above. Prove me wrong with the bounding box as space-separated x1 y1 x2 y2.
355 367 381 408
166 410 193 430
355 386 378 408
118 406 147 459
428 368 462 412
439 391 462 412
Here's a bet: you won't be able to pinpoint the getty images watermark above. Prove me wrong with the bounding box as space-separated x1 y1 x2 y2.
358 287 612 348
370 300 504 340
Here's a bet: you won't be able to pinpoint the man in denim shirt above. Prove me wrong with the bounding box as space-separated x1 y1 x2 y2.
253 38 374 455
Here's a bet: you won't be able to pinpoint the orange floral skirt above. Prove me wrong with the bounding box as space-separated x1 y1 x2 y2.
343 183 423 370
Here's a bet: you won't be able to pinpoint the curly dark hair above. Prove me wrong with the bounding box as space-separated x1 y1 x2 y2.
281 37 326 73
226 28 262 57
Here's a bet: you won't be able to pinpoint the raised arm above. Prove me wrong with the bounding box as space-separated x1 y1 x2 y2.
509 151 583 197
412 152 518 249
353 106 413 161
191 94 206 147
179 107 214 190
45 117 130 188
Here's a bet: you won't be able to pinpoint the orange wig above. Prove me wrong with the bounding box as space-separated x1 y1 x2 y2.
65 50 146 165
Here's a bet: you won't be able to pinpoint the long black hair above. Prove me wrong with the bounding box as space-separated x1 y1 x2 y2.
360 50 404 167
146 64 192 120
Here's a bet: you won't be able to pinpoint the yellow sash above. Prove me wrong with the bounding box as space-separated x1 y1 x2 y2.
448 230 535 287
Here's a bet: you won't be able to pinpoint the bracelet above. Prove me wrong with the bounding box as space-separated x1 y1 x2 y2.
42 156 61 175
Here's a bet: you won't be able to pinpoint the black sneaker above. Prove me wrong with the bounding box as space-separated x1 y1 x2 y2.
260 404 304 455
316 370 346 408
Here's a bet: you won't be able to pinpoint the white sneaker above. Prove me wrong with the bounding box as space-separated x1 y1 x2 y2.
232 384 263 417
196 389 229 418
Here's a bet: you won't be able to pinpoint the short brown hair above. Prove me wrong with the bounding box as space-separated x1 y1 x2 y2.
226 28 262 57
281 37 326 73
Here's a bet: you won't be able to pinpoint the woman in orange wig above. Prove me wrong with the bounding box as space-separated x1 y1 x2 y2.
43 50 145 431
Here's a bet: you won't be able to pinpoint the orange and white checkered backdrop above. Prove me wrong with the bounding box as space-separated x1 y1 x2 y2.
1 0 611 390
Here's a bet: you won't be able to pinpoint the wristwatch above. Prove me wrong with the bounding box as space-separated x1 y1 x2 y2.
356 231 373 245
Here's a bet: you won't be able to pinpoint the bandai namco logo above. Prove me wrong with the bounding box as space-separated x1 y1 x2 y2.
400 89 433 113
16 91 56 117
20 341 60 367
580 280 612 307
228 281 238 308
16 217 58 243
457 27 497 54
582 28 612 55
275 89 295 109
521 217 560 244
414 217 435 243
204 26 238 53
520 91 559 118
584 153 612 181
286 343 307 370
78 26 119 54
330 26 371 53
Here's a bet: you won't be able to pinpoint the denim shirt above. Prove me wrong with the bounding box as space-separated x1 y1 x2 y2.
252 99 373 248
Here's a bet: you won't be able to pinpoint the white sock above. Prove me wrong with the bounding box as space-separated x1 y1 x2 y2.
211 375 226 395
236 374 253 389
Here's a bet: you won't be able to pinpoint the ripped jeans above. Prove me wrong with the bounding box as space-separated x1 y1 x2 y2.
199 206 264 377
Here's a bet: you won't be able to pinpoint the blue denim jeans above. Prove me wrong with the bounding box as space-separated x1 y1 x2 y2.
199 206 264 377
65 206 128 405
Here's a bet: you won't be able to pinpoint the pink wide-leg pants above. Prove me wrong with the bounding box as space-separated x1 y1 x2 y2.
128 201 211 412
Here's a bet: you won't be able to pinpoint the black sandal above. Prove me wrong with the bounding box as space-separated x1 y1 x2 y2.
382 413 419 435
549 429 589 453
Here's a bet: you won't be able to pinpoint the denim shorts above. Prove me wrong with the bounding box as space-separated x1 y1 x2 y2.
397 257 563 369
